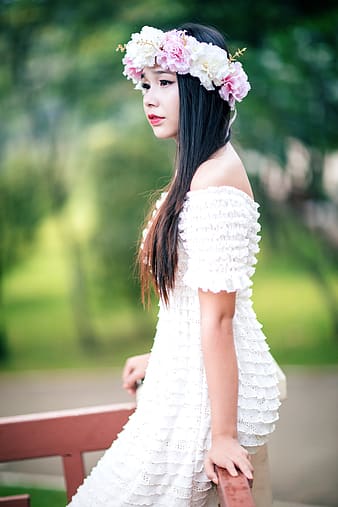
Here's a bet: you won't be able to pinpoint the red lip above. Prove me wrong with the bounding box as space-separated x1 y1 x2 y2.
148 114 165 126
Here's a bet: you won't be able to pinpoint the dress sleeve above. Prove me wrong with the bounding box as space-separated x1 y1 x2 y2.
179 187 261 293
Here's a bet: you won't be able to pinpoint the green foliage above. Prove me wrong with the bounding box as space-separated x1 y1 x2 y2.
0 150 67 268
0 0 337 366
88 119 174 303
0 484 66 507
239 10 338 164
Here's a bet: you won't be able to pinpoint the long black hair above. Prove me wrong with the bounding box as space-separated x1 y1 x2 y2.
139 23 232 304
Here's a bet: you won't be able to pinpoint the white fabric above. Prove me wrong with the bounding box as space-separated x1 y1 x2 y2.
68 185 280 507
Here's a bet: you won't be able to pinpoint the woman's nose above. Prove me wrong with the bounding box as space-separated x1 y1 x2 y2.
143 87 159 107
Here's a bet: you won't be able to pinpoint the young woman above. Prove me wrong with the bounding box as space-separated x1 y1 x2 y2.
68 22 280 506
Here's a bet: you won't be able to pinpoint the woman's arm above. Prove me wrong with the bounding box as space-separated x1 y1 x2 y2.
199 289 253 483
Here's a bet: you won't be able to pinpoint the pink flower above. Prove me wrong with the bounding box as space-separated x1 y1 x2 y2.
122 56 143 82
156 30 191 73
219 61 251 109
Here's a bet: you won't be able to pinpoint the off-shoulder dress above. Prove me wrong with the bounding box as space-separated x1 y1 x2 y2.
68 185 280 507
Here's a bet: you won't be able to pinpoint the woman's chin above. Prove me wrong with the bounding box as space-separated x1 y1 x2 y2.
152 129 177 140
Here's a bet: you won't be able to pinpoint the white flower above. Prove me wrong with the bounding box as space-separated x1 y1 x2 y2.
138 26 164 52
189 42 229 90
125 26 164 70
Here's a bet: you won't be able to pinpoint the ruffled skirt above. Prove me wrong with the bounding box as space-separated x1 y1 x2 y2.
68 289 279 506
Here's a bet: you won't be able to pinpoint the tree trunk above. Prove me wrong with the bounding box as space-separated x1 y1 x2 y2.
0 266 9 361
69 240 98 350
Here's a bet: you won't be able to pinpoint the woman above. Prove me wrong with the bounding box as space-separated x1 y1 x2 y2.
68 22 280 506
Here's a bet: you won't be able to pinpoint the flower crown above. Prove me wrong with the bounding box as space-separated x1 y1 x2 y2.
117 26 251 110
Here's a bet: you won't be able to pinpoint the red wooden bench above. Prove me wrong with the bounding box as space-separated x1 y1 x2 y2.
0 404 254 506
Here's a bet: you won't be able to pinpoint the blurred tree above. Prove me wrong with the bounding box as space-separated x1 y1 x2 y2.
88 122 174 305
236 11 338 337
239 11 337 187
0 156 59 359
0 0 120 354
0 0 337 360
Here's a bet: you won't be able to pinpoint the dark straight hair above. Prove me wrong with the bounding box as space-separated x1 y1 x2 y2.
138 23 232 305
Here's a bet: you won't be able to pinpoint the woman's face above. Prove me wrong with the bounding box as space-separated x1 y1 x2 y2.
141 66 179 140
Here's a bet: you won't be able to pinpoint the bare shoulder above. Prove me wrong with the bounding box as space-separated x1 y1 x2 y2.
190 143 253 199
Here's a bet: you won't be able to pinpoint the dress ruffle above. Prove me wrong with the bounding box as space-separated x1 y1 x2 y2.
179 186 261 294
68 185 280 506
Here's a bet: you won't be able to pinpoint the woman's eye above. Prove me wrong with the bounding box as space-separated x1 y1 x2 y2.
160 79 173 86
141 82 150 90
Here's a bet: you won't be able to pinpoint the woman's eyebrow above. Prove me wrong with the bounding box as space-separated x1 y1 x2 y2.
153 69 175 75
141 69 175 79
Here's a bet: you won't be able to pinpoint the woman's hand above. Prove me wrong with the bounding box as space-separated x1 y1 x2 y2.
204 435 253 484
122 353 150 395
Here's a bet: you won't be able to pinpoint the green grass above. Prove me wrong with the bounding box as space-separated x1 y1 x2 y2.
2 215 156 371
1 214 338 372
253 269 338 364
0 485 66 507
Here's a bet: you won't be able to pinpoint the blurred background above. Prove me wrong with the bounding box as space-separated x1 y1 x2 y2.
0 0 337 506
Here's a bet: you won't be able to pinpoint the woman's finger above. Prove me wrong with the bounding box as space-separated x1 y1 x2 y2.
126 370 143 386
204 457 218 484
225 461 238 477
242 466 253 480
235 458 253 479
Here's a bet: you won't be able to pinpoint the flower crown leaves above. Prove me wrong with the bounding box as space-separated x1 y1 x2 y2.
117 26 251 110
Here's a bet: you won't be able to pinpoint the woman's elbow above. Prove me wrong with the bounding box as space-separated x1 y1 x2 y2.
201 313 234 340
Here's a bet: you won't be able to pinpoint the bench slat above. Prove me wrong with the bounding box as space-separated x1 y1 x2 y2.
0 495 30 507
216 466 255 506
0 403 135 461
62 452 86 502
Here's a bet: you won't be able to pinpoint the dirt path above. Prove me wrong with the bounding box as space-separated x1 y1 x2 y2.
0 366 337 506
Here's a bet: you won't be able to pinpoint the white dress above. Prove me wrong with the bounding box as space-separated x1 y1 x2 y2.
68 185 280 507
